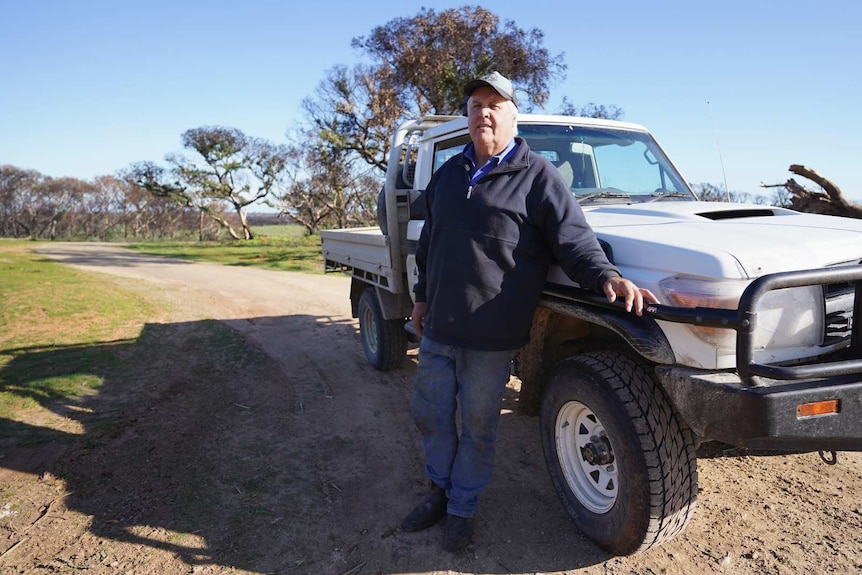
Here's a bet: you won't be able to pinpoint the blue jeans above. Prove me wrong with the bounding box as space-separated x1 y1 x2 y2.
411 337 517 518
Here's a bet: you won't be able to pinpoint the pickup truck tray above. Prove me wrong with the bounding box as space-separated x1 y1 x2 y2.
320 227 396 289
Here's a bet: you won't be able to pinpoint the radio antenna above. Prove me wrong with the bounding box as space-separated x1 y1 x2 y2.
707 101 731 201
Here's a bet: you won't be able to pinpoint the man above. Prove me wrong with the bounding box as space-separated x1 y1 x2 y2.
402 71 657 552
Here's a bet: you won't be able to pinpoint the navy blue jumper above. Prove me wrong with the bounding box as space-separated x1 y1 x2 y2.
414 136 622 351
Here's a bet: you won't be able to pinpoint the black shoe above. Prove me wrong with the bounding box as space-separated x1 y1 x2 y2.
442 514 473 552
401 486 447 532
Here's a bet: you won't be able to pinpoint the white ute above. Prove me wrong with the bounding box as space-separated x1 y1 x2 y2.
320 114 862 555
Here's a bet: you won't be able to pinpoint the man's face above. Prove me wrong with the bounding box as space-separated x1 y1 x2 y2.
466 86 517 159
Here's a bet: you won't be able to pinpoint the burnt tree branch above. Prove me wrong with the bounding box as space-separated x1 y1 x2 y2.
783 164 862 218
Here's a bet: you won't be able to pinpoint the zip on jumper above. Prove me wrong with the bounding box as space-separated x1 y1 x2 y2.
467 170 494 199
465 140 516 200
466 162 497 199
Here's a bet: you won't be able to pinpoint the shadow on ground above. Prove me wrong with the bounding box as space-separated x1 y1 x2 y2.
0 313 626 574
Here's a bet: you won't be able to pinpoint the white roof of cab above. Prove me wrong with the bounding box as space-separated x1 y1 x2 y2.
415 113 651 142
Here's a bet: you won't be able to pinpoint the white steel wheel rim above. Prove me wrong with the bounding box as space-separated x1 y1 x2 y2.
361 304 379 355
554 400 618 514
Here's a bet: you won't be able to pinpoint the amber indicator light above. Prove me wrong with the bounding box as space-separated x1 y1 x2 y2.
796 399 840 418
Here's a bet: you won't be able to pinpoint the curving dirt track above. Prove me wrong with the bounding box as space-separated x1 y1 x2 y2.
3 242 861 575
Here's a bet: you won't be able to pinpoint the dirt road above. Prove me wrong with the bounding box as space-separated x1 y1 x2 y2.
6 242 862 575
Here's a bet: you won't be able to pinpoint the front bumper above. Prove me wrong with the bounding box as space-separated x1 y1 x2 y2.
658 366 862 451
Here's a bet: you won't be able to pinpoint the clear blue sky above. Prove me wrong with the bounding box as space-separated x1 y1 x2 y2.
3 0 860 201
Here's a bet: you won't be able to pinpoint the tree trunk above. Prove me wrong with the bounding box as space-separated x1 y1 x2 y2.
208 212 241 240
237 206 254 240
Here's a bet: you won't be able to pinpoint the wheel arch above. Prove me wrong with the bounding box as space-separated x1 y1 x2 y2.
350 279 412 321
517 302 675 416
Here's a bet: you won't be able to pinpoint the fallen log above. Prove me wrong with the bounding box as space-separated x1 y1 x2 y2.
783 165 862 218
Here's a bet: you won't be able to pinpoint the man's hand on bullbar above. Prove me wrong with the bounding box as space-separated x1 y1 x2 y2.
603 276 659 316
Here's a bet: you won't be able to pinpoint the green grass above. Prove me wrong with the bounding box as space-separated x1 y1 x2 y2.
0 245 155 346
124 225 324 273
0 243 160 433
252 224 309 239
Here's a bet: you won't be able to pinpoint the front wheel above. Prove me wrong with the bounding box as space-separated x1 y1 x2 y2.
357 288 407 371
540 351 698 555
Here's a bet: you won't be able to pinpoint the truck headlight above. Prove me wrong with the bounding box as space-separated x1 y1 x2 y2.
659 276 824 353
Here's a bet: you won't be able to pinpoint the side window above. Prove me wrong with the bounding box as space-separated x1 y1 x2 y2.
433 135 471 173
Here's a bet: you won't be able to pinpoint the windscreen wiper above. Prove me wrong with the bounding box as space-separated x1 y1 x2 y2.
577 191 631 203
649 191 693 201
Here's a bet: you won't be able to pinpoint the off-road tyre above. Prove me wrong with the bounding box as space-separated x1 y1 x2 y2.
540 351 698 555
357 288 407 371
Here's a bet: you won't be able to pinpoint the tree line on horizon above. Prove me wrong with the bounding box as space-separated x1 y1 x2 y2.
1 6 852 242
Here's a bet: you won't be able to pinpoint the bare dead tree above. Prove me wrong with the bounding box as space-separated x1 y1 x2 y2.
763 165 862 218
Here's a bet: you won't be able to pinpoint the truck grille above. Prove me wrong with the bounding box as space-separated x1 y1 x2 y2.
823 263 859 346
